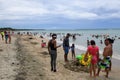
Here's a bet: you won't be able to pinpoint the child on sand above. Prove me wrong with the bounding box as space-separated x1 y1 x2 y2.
41 40 46 48
71 44 76 60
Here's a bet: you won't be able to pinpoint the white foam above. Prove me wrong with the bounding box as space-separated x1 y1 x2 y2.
112 54 120 60
41 34 120 61
74 44 87 51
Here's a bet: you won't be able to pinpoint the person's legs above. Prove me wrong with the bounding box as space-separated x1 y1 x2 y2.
9 37 11 44
64 47 69 62
50 52 54 71
72 51 75 59
73 52 75 60
66 47 69 61
53 51 57 72
105 56 111 77
96 67 101 76
2 35 4 40
109 60 112 71
5 35 8 44
105 68 109 78
64 54 67 62
93 64 96 77
89 64 92 77
72 52 73 59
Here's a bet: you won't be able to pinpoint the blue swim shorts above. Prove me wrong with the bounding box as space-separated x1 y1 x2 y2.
64 47 69 54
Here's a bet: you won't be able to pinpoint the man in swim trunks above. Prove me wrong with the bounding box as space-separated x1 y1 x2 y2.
63 33 70 62
96 38 114 78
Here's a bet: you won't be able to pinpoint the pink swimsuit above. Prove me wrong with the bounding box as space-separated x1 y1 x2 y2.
87 45 99 64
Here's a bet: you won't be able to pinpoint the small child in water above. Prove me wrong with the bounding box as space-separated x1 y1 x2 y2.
71 44 76 60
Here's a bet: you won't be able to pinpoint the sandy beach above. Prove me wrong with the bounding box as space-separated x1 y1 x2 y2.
0 34 120 80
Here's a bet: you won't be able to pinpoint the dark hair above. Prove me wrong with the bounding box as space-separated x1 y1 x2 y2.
72 44 74 47
52 33 57 38
67 33 70 36
105 38 114 44
52 33 57 37
90 40 96 45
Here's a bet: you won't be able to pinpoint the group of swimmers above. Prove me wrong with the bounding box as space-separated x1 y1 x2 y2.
0 31 12 44
47 33 114 79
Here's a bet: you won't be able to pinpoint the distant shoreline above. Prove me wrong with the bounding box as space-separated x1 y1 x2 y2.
15 28 120 31
0 27 120 31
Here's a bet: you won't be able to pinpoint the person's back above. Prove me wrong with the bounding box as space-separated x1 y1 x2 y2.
85 40 99 77
88 45 99 57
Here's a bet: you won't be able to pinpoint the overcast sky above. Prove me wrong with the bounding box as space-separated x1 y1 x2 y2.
0 0 120 29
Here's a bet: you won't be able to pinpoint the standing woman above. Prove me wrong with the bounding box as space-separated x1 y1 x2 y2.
48 34 61 72
85 40 99 77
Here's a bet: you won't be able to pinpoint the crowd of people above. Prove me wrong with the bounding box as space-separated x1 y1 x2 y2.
48 33 114 79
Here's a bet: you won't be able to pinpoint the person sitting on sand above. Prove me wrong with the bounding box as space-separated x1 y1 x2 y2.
41 40 46 48
96 38 114 78
71 44 76 60
48 34 61 72
84 40 99 77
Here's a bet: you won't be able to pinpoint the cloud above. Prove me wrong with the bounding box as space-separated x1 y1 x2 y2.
0 0 120 21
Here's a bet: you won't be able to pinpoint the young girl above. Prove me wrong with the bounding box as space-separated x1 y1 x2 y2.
71 44 76 60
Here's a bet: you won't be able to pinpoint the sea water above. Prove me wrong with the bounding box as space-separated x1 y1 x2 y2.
18 29 120 60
